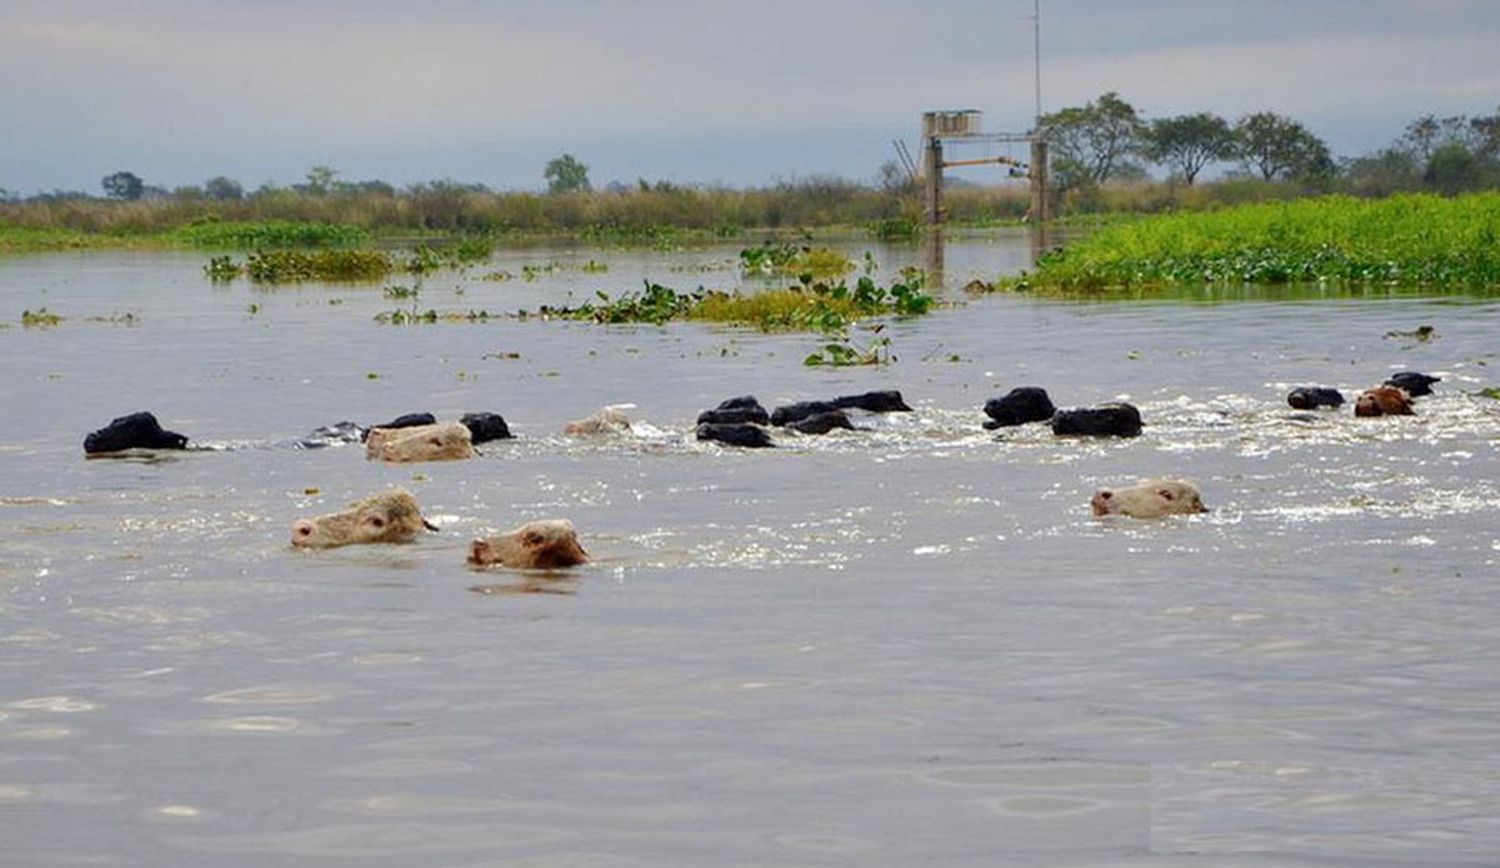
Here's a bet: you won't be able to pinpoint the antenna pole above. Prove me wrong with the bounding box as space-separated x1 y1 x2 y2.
1033 0 1042 131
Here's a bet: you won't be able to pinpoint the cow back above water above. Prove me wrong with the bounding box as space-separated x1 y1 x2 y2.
984 387 1056 429
1354 387 1414 417
84 411 189 455
1051 403 1143 437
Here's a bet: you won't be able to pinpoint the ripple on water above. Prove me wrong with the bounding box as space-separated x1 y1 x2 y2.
201 686 331 706
981 795 1105 816
140 714 337 737
6 696 98 713
334 757 480 779
326 792 521 817
70 605 213 626
924 763 1151 789
170 821 564 857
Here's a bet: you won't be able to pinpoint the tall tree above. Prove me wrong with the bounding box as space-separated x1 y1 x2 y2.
544 154 591 194
204 176 244 201
101 171 144 201
1038 92 1147 187
1146 113 1235 184
1233 113 1332 181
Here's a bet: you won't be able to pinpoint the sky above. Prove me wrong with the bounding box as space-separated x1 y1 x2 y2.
2 0 1498 194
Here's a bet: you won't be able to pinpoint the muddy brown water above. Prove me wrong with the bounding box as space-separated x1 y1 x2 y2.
2 234 1499 866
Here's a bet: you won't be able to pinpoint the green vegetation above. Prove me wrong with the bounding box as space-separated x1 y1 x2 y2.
173 220 368 248
528 272 933 332
216 249 397 283
21 308 63 327
1001 193 1500 293
206 238 493 283
804 327 893 367
738 242 855 278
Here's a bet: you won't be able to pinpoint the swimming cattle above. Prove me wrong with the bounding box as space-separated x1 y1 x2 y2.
1091 479 1208 518
1287 387 1344 410
291 489 437 548
1354 387 1414 417
1051 403 1143 437
1384 372 1440 397
696 422 775 448
770 390 912 426
564 406 634 435
83 411 189 455
697 396 770 426
785 410 855 435
460 412 513 444
366 421 475 462
984 387 1056 429
360 413 436 440
468 519 590 569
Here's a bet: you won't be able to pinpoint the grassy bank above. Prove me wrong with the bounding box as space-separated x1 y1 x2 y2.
1004 193 1500 293
1 178 1325 254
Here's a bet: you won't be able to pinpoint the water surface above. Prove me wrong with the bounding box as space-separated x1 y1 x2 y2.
2 235 1498 866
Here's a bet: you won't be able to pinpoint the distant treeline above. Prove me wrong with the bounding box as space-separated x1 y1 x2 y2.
1033 96 1499 210
0 102 1495 239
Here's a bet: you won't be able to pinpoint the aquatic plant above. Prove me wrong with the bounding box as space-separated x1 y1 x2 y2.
173 220 368 249
739 242 855 279
204 255 239 281
528 273 933 333
804 326 893 367
1001 193 1500 293
374 308 501 325
869 216 922 242
21 308 63 327
244 249 394 282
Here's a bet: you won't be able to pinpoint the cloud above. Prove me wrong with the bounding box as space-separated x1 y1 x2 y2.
1 0 1496 188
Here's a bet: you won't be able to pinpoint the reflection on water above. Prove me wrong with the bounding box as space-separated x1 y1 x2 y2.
1 237 1499 865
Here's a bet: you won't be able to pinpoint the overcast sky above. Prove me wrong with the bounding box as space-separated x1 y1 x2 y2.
2 0 1497 193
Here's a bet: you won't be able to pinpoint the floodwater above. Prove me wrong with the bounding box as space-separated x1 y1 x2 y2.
1 233 1499 867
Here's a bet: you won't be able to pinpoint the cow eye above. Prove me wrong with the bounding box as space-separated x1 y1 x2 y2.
369 516 385 528
524 532 544 546
1159 490 1174 500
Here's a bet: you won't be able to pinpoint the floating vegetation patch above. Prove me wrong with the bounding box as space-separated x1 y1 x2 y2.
525 272 933 333
739 242 856 279
804 326 893 367
374 309 502 325
174 220 368 249
580 223 680 250
869 216 922 242
998 193 1500 294
205 238 493 284
1384 325 1438 342
21 308 63 327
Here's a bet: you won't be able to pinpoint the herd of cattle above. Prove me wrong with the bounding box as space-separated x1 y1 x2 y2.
79 370 1442 570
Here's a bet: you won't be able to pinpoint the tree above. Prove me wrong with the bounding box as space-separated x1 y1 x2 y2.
1342 148 1422 197
1145 113 1234 184
101 171 144 201
876 160 914 196
204 176 244 201
1038 92 1147 187
544 154 591 194
304 165 338 196
1424 142 1484 195
1233 113 1332 181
